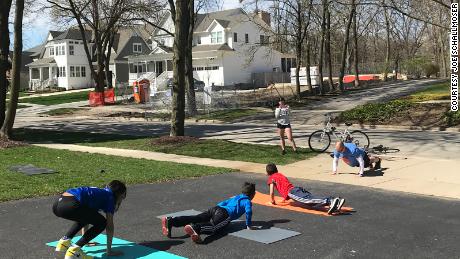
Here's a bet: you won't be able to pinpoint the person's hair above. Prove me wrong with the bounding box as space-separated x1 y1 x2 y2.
242 182 256 197
107 180 127 201
279 97 285 103
266 163 278 175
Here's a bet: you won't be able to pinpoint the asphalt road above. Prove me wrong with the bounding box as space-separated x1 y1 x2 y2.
1 173 460 259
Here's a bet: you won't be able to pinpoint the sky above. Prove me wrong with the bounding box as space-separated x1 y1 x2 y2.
21 0 244 50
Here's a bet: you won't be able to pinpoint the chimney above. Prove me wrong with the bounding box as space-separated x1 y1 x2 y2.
257 11 271 26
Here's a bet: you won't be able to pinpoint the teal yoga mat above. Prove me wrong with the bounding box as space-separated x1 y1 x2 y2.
47 234 186 259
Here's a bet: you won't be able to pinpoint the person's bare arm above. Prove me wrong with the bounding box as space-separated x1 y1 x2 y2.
106 213 123 257
269 183 276 205
332 156 339 174
357 156 365 175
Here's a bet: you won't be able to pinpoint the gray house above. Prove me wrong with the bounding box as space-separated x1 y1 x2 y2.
25 26 151 91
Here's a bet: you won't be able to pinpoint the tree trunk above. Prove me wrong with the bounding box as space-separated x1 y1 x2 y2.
1 0 24 138
383 7 391 81
0 0 12 130
170 0 189 136
105 31 115 89
338 0 355 92
306 39 312 92
185 0 197 116
325 3 334 91
352 4 359 87
318 0 327 95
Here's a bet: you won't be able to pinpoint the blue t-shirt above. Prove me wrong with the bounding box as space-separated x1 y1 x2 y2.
217 194 252 227
67 187 115 214
333 143 365 167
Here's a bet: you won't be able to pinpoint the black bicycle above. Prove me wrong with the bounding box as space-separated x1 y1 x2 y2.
308 114 370 152
366 145 400 154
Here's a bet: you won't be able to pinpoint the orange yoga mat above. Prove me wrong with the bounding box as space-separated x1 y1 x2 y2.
252 191 355 216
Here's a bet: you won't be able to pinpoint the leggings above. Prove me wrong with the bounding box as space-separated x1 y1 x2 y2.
52 195 106 247
170 206 231 235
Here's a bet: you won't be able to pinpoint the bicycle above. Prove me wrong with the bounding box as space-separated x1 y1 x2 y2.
308 113 370 152
366 145 400 155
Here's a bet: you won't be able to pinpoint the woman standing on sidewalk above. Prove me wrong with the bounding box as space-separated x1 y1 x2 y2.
275 98 297 155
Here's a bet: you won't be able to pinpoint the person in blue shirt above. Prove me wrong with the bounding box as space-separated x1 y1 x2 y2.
332 141 381 177
52 180 127 259
161 182 255 243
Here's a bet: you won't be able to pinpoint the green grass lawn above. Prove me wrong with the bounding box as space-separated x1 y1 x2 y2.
0 145 232 201
15 129 314 165
406 82 449 102
19 90 90 105
40 108 90 116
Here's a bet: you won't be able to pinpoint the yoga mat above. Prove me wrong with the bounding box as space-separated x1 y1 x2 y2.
9 164 57 175
157 211 300 244
156 210 202 219
227 220 300 244
252 191 354 216
47 234 186 259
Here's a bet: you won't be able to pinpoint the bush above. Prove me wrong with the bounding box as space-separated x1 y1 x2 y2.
444 110 460 127
339 100 413 124
423 63 440 78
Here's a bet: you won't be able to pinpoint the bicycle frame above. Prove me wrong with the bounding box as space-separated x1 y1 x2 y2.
321 115 352 142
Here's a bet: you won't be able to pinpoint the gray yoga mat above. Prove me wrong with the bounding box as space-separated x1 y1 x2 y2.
9 164 57 175
157 210 300 244
156 209 202 219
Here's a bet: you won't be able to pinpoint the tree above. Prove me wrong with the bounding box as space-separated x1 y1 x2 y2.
352 0 360 87
1 0 24 138
168 0 191 136
0 0 12 130
338 0 355 92
47 0 151 93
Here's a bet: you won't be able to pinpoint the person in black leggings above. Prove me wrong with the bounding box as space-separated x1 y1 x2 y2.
52 180 127 259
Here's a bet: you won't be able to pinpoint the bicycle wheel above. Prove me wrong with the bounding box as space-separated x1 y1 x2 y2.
308 130 331 152
350 130 370 149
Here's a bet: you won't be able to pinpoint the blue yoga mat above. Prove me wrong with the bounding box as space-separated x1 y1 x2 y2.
47 234 186 259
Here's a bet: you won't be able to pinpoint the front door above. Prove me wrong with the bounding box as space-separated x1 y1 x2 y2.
156 61 163 75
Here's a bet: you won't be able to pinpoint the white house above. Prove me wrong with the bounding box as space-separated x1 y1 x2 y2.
128 8 296 88
26 27 151 91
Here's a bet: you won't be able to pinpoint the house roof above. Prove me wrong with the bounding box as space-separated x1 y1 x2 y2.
53 29 92 41
192 44 234 52
26 57 56 67
49 30 63 38
194 9 247 32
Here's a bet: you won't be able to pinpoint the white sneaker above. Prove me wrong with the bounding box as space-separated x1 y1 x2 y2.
65 246 93 259
328 198 340 214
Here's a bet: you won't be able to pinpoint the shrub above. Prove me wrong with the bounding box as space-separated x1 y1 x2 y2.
423 63 440 78
444 110 460 127
339 100 413 124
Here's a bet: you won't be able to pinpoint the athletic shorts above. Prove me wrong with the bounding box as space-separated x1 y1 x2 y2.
353 152 371 168
277 123 291 129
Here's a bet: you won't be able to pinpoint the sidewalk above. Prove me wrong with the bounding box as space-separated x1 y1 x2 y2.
34 143 460 200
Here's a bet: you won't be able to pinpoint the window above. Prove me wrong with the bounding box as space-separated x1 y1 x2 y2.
56 45 65 56
70 66 75 77
260 35 270 45
233 33 237 42
211 31 223 44
69 45 74 55
212 66 219 70
197 37 201 45
58 67 66 77
81 66 86 77
133 43 142 53
245 34 249 43
69 41 74 44
49 47 54 56
75 66 81 77
61 45 65 55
